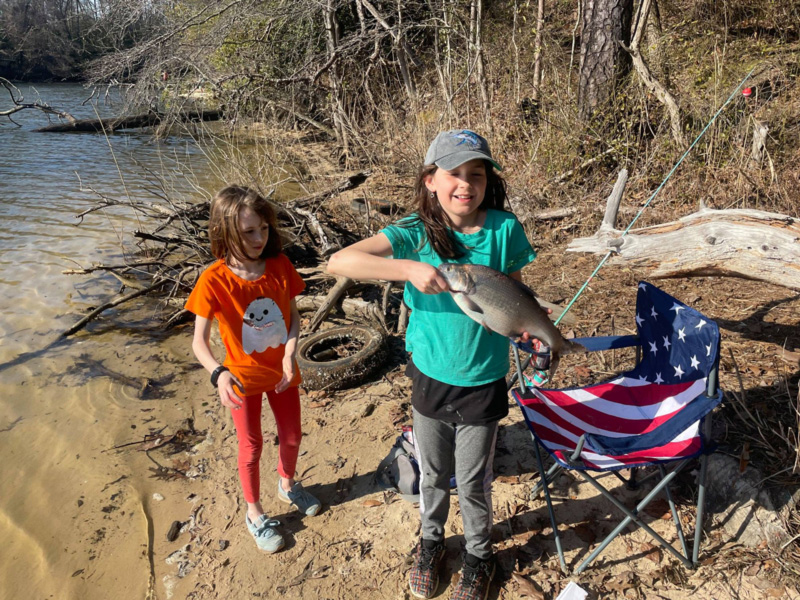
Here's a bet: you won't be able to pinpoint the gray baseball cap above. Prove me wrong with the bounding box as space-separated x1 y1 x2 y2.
424 129 502 171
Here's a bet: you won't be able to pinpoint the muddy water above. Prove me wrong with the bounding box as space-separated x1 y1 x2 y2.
0 84 222 597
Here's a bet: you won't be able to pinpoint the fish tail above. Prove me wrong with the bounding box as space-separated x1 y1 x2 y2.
561 339 588 354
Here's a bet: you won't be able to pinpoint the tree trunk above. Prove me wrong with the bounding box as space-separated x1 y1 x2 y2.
360 0 417 102
531 0 545 103
645 0 669 85
577 0 633 119
323 1 347 148
470 0 491 129
626 0 684 146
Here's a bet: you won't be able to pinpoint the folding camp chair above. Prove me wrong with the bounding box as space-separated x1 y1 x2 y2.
509 281 722 574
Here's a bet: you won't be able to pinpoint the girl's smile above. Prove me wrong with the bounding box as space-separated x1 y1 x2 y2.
425 159 487 229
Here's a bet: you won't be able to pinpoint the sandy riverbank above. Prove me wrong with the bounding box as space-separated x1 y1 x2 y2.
44 265 798 600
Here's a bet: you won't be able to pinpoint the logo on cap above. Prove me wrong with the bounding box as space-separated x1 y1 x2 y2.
451 130 482 148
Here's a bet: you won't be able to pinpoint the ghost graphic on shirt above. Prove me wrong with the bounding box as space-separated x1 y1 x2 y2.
241 297 288 354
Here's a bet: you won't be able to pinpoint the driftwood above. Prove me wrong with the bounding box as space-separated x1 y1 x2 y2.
297 293 383 326
34 109 223 133
306 276 356 333
569 201 800 291
563 169 629 249
1 77 77 124
61 172 369 336
287 172 370 210
62 281 168 337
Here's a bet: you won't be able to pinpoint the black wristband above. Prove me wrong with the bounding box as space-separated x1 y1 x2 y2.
210 366 230 387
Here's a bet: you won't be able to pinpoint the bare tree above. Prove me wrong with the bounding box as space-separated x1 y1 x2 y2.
469 0 490 129
531 0 544 104
624 0 684 146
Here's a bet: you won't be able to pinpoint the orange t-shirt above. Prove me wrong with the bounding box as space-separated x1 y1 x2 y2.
185 254 306 395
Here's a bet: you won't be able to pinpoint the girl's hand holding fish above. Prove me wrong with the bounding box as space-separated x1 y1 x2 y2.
408 261 450 295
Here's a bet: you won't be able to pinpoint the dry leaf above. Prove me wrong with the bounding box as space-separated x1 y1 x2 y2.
605 570 637 594
511 572 545 599
766 588 785 597
643 498 671 520
640 542 662 564
574 365 592 378
780 348 800 366
744 563 761 577
495 475 519 484
739 441 751 473
309 399 331 409
362 499 383 507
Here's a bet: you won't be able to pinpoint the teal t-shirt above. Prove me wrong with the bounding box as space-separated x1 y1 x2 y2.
382 209 536 386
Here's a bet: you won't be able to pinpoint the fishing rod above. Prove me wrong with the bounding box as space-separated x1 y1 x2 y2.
553 66 757 327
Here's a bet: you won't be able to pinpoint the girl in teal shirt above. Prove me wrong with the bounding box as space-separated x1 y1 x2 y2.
327 130 536 600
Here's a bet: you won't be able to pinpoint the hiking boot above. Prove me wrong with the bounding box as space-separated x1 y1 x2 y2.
277 481 322 516
451 554 495 600
408 538 445 599
245 514 285 553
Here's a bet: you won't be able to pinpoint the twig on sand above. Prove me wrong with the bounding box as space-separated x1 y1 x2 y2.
62 281 167 337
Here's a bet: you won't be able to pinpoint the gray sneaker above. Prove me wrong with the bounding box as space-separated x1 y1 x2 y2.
245 514 285 553
277 481 322 516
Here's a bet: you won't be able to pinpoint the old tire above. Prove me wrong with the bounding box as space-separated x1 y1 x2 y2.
297 325 388 391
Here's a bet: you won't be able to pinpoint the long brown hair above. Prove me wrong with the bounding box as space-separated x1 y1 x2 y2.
406 160 508 259
209 186 282 263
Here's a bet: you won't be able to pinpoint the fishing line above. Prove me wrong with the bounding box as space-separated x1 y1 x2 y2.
553 66 757 327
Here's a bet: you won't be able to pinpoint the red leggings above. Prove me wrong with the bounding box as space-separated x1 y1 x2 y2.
230 386 302 503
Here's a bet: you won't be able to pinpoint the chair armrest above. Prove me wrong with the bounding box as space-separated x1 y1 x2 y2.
512 335 640 354
573 335 640 352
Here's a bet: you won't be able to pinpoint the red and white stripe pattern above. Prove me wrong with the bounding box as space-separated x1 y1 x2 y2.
513 376 708 470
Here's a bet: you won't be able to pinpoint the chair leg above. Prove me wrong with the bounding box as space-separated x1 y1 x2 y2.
659 464 689 558
693 417 713 565
533 440 568 574
574 467 695 574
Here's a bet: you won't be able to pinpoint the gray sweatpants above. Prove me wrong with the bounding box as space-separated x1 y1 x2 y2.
412 408 498 559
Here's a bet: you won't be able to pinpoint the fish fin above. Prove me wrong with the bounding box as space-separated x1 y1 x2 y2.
481 321 494 335
505 276 572 324
548 354 561 382
458 294 484 314
507 276 540 300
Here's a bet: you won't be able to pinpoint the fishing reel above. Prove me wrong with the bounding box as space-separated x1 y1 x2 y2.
529 338 551 372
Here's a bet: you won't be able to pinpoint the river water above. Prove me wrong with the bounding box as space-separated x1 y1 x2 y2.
0 83 222 597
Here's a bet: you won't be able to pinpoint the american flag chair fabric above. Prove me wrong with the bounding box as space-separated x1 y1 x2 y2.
510 282 723 574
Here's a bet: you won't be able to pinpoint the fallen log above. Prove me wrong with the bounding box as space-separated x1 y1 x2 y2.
568 204 800 291
34 109 223 133
287 172 371 210
297 293 381 323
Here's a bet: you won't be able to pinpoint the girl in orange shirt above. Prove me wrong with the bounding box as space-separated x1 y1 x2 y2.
185 186 320 553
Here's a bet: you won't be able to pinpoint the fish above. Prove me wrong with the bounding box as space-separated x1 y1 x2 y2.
437 263 585 378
